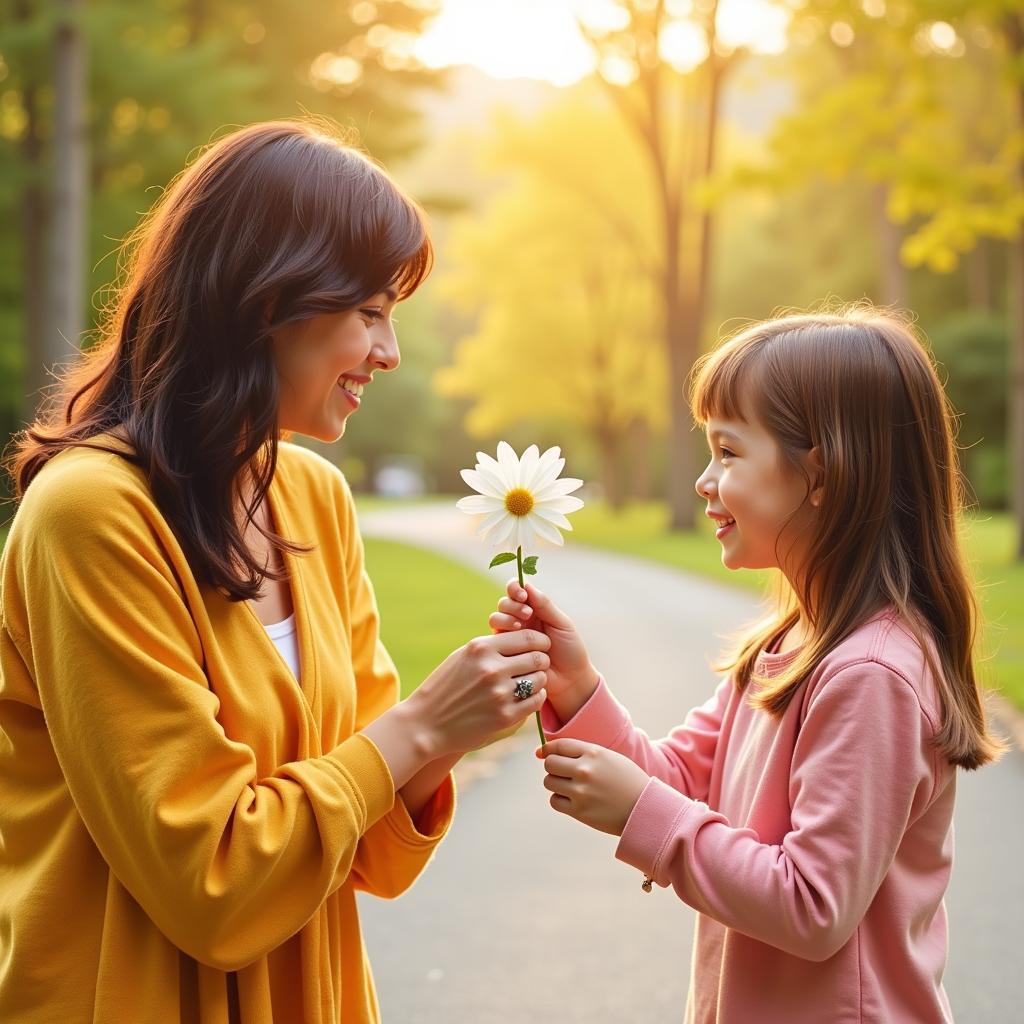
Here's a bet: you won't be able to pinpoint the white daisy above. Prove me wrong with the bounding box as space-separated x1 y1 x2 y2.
456 441 585 551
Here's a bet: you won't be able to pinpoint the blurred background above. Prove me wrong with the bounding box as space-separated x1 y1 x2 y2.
0 0 1021 702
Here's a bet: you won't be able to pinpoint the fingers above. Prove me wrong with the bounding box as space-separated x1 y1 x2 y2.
542 753 579 779
488 611 525 633
505 649 550 678
534 737 590 759
485 628 551 656
505 579 573 630
543 772 576 797
497 596 534 621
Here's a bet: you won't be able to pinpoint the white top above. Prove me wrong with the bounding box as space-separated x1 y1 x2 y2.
263 613 300 679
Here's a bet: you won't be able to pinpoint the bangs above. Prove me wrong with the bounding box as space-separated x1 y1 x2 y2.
689 326 768 427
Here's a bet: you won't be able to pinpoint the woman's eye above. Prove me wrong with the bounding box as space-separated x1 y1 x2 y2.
360 308 384 323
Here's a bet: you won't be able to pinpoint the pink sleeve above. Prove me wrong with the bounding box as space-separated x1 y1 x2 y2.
540 673 731 802
615 663 938 961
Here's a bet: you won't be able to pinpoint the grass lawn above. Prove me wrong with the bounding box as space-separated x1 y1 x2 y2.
361 535 499 700
568 502 1024 711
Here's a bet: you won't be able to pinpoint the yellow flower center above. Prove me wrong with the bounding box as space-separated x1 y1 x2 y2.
504 487 535 517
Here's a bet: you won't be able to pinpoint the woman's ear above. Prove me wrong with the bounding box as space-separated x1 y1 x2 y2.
806 446 825 507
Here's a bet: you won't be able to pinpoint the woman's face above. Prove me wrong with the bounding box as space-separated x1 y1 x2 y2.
271 289 400 443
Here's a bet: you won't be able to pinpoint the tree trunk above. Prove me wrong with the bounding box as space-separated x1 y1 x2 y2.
16 0 49 424
626 418 653 501
967 237 993 312
1006 12 1024 559
1009 232 1024 558
597 428 626 512
874 183 908 309
49 0 88 383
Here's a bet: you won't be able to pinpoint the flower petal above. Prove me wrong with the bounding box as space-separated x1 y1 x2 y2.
536 495 584 515
474 461 510 497
527 512 565 546
476 450 512 489
497 441 522 487
456 494 503 515
518 445 540 491
532 505 573 530
531 456 566 493
479 508 511 539
511 515 538 552
535 476 583 498
523 444 556 491
460 468 504 499
488 515 517 549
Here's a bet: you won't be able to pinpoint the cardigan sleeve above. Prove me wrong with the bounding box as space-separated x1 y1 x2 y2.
614 663 940 961
8 466 397 972
335 473 456 898
540 673 731 803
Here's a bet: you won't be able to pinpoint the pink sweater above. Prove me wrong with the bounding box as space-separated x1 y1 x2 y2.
541 607 957 1023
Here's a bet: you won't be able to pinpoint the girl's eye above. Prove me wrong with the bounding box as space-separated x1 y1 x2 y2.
719 447 735 460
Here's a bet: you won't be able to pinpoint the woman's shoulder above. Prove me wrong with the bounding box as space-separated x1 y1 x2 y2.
15 438 152 533
275 439 355 507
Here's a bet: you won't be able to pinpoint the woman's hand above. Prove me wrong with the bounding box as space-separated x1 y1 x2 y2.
536 738 651 837
489 580 600 722
364 630 551 788
406 629 551 758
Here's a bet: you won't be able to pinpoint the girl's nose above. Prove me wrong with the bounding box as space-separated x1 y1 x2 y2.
695 467 716 498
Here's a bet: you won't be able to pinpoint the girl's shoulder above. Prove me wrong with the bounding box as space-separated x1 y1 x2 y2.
809 607 944 733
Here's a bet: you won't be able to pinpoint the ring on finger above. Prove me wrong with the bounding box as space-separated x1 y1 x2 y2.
513 677 534 701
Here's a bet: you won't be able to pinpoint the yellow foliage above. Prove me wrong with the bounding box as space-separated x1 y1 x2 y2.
435 86 668 440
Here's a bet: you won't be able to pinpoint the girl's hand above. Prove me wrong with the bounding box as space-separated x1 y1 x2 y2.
536 738 651 837
489 580 599 716
406 630 551 758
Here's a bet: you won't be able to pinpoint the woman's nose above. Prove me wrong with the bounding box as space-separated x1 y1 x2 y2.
371 325 400 372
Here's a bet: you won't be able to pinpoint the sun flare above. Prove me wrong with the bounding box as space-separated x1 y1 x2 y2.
415 0 789 86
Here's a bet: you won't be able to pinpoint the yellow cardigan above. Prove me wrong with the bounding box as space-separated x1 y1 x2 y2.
0 435 455 1023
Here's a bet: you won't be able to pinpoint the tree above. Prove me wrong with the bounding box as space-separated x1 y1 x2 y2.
574 0 743 529
434 98 667 510
726 0 1024 555
0 0 444 432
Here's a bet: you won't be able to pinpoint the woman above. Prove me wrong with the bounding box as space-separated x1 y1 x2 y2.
0 119 550 1023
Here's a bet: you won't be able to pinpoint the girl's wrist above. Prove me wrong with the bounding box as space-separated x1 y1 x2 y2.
551 665 601 724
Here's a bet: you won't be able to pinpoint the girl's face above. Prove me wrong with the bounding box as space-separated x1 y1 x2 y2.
271 289 400 443
695 412 821 582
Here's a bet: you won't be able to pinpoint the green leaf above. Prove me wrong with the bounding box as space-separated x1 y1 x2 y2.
522 556 539 575
489 552 518 568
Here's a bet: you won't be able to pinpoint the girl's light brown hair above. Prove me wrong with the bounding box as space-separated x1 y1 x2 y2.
689 304 1005 770
4 118 432 602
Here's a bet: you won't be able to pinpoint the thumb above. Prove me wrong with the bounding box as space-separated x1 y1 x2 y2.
523 583 574 630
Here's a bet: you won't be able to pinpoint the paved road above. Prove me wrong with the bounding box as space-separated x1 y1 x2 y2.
356 504 1024 1023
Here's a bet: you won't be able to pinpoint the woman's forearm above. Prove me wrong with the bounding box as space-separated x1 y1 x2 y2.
399 753 462 825
360 697 439 791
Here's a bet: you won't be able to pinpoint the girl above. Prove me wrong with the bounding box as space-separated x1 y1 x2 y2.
490 307 1005 1023
0 120 550 1023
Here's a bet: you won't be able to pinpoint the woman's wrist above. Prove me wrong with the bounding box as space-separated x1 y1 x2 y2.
361 697 442 790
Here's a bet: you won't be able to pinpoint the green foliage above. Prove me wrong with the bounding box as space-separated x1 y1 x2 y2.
929 312 1009 507
361 535 498 701
0 0 443 426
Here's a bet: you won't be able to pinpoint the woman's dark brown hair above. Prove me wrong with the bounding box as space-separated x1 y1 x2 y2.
4 117 432 601
689 304 1006 770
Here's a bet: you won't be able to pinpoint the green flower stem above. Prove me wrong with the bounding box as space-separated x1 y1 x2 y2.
518 545 548 750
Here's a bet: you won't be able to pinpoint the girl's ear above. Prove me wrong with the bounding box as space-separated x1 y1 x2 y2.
806 446 825 507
